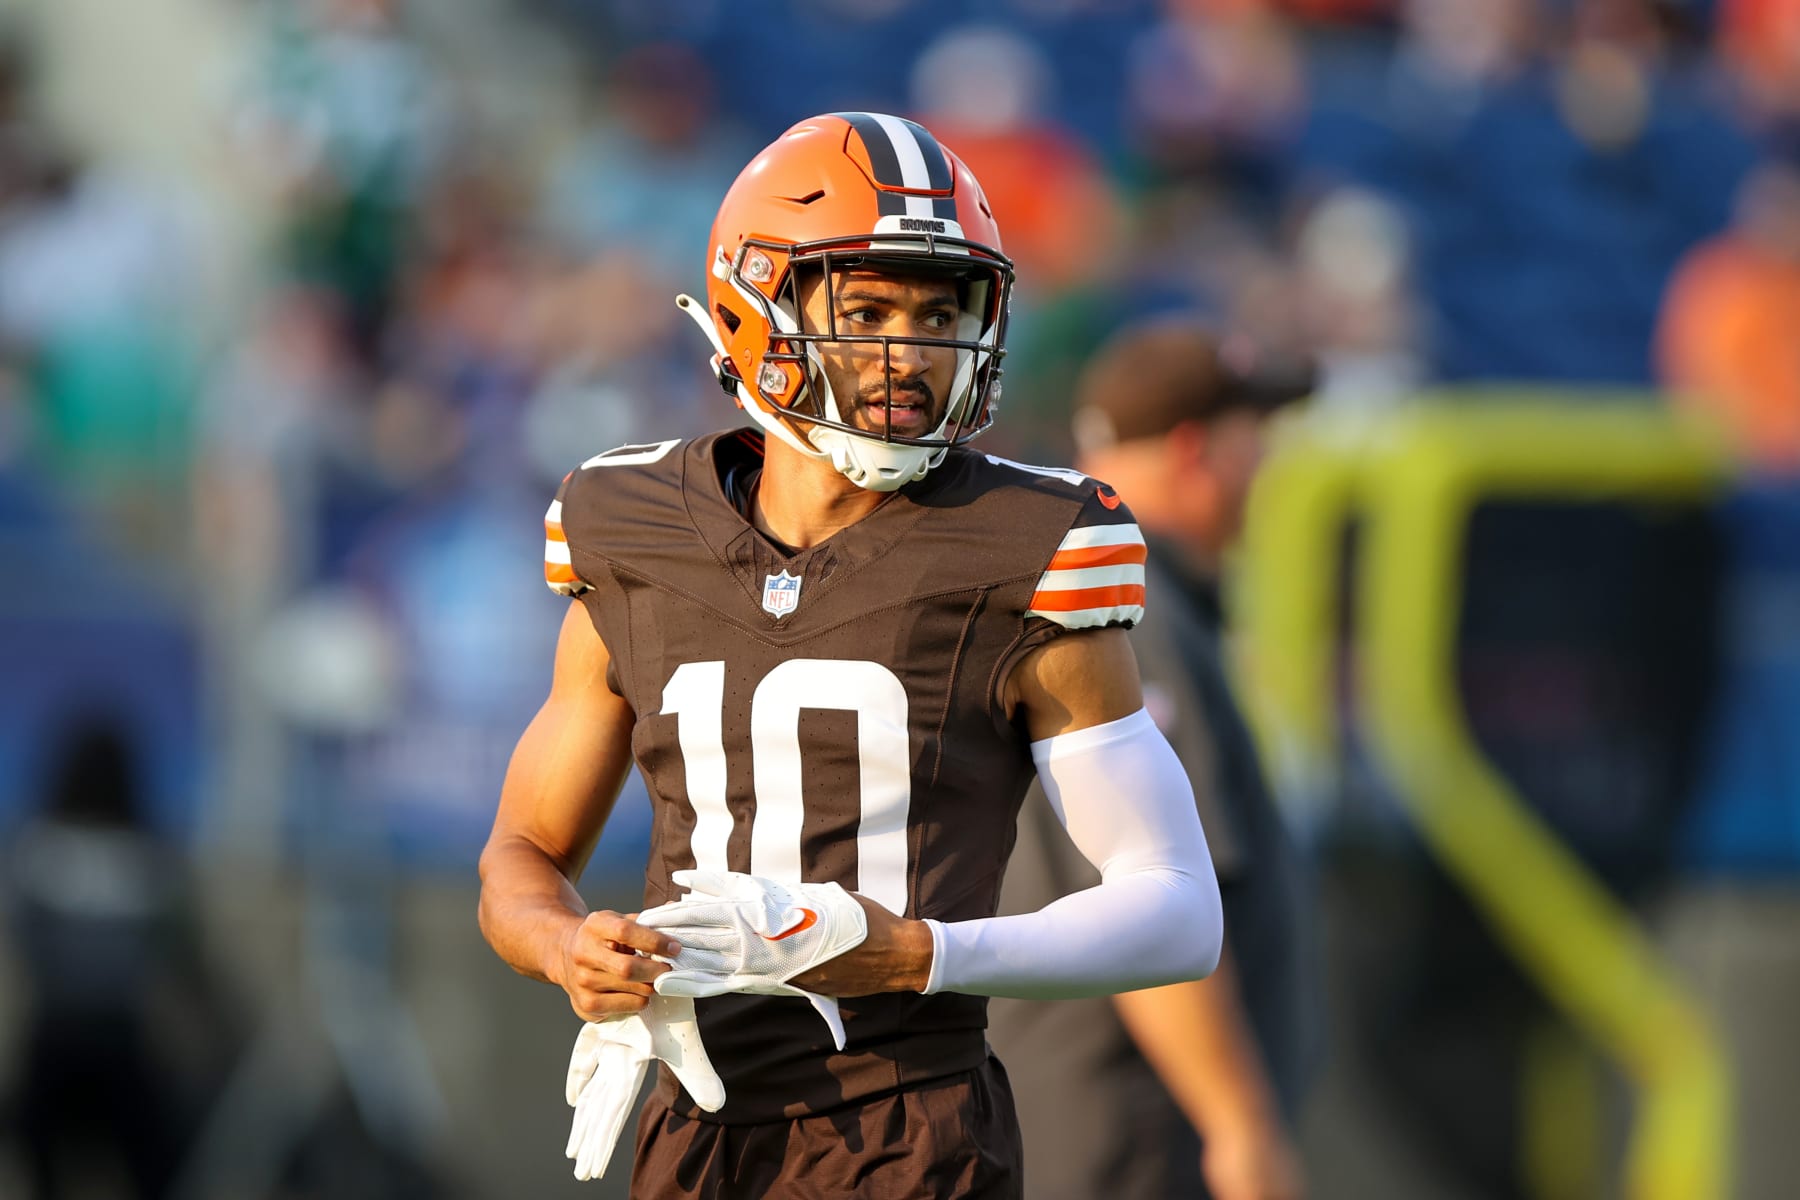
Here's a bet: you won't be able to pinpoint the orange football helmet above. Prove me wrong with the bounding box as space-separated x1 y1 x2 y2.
676 112 1013 490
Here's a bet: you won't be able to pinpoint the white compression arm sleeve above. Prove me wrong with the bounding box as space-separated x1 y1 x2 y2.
921 708 1223 998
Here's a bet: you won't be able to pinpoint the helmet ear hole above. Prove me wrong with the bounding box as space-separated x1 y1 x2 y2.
715 304 742 334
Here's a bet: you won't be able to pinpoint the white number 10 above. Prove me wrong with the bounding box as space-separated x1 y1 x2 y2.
660 659 913 915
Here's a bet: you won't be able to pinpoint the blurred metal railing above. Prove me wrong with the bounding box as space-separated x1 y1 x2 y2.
1238 396 1734 1200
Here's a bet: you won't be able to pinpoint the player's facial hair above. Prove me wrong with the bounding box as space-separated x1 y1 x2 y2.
853 377 941 434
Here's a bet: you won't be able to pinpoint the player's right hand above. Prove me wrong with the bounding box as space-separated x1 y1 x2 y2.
556 910 683 1021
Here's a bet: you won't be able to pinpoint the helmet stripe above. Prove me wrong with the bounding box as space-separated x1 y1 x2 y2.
836 111 961 222
869 113 944 190
900 119 953 191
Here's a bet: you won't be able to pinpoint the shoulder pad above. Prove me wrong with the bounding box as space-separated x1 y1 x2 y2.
544 475 586 596
542 439 687 597
1025 482 1146 630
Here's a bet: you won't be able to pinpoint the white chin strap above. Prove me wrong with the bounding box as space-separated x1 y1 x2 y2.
808 425 942 492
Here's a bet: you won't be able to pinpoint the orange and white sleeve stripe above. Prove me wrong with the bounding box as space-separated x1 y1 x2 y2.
1027 522 1146 628
544 497 588 596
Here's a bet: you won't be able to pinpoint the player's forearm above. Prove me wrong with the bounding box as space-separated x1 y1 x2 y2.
926 708 1220 997
1111 947 1285 1139
924 867 1217 997
477 837 591 986
478 647 635 987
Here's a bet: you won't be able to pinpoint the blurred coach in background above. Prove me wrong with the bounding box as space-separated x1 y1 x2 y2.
989 315 1321 1200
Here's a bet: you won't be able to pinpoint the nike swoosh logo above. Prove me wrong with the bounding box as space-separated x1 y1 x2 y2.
764 908 819 941
1096 487 1121 510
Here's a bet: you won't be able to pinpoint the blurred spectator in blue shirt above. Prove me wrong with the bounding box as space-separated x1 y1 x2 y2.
539 42 752 288
1301 0 1757 383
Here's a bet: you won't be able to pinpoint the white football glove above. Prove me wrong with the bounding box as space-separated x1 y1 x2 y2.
638 869 870 1051
563 994 725 1181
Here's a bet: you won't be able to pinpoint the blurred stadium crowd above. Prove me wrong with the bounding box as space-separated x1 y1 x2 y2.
1 0 1799 1197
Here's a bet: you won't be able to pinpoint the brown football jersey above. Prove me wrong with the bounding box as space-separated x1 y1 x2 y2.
541 429 1145 1123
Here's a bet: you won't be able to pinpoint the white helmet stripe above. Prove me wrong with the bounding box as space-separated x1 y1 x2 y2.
867 114 941 221
869 113 936 190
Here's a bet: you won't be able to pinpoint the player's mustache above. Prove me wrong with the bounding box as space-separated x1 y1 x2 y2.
857 381 936 407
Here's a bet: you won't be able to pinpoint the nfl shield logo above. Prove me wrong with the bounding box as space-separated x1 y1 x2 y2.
762 569 803 619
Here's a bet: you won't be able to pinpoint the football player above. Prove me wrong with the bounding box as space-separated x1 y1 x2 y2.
478 112 1223 1199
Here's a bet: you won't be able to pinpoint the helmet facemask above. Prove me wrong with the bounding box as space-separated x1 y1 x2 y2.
727 233 1012 491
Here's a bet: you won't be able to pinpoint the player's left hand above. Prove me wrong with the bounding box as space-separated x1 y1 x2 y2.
641 870 869 989
785 893 935 997
640 869 869 1049
643 869 934 997
639 870 934 1048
